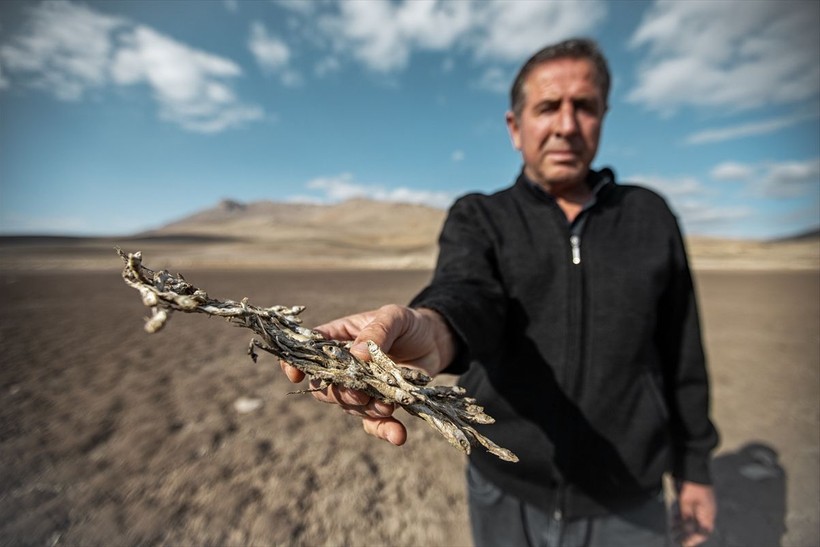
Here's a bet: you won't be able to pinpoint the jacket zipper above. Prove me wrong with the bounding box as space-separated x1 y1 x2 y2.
566 228 586 514
553 487 564 521
570 234 581 265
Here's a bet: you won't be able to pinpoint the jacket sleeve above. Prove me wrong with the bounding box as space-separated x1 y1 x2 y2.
409 195 508 374
656 216 720 484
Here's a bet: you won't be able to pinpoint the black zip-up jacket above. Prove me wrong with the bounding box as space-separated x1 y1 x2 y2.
410 168 719 519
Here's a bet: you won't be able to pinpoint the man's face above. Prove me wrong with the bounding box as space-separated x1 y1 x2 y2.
506 58 606 190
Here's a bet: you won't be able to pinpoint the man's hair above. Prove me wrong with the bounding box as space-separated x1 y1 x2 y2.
510 38 611 119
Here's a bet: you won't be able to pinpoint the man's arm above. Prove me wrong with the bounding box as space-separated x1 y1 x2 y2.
281 195 505 445
656 215 720 546
280 305 457 446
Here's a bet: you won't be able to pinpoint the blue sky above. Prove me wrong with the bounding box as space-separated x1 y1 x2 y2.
0 0 818 240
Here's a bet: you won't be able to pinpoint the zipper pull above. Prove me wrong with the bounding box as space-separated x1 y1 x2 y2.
570 234 581 265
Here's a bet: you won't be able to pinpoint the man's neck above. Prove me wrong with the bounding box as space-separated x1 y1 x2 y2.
532 173 594 223
554 193 590 223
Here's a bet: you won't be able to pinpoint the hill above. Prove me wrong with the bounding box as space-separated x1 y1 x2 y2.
132 198 445 270
0 199 817 271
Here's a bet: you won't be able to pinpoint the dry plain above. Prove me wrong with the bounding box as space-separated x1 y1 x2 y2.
0 201 817 546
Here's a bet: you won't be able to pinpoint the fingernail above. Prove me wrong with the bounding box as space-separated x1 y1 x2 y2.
375 401 393 417
351 343 369 358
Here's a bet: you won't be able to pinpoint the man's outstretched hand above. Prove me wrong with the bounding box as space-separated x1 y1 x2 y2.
279 305 456 446
280 361 408 445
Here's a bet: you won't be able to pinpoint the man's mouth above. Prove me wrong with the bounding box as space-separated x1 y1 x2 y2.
545 149 579 161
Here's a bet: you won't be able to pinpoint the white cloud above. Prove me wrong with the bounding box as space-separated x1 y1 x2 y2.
673 201 753 228
469 0 606 63
0 0 263 133
673 200 755 225
686 112 820 145
710 158 820 199
629 0 820 113
0 0 123 100
112 26 264 133
274 0 318 16
474 66 510 94
316 0 605 74
451 150 465 162
305 173 456 208
628 174 705 198
630 160 819 235
625 173 757 233
314 56 341 77
248 21 302 86
760 158 820 198
710 162 754 181
317 0 469 73
249 22 290 70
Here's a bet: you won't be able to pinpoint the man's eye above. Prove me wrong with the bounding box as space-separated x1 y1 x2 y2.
576 101 600 114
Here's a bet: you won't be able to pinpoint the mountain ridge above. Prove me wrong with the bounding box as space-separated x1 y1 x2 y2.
142 198 446 245
0 198 817 271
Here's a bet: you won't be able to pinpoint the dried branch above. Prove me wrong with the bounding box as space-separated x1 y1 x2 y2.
116 248 518 463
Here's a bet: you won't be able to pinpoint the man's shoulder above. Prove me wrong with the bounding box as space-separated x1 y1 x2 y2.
452 184 518 210
601 180 681 233
442 185 524 235
605 180 672 210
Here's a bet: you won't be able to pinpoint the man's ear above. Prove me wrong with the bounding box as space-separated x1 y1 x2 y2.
505 111 521 150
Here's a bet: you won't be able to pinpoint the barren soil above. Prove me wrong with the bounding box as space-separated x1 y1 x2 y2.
0 261 818 546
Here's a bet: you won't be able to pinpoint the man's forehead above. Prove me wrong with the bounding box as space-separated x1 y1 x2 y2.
527 59 599 83
524 58 601 96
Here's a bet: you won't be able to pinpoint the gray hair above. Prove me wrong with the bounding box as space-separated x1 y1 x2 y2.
510 38 611 119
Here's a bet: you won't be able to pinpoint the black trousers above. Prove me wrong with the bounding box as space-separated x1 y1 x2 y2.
467 465 669 547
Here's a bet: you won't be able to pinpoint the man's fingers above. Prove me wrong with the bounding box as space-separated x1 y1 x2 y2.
333 385 371 405
347 304 413 360
320 304 415 361
341 398 396 419
680 525 711 547
681 533 710 547
279 360 305 383
279 363 371 409
370 398 396 416
696 503 716 534
308 380 372 406
362 416 407 446
683 506 714 547
676 483 716 547
283 307 413 450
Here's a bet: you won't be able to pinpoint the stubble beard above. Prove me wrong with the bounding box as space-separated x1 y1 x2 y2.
529 158 589 194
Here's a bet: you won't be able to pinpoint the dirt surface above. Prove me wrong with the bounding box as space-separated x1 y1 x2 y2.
0 266 817 546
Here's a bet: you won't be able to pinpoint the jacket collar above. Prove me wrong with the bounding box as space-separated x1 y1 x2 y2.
515 167 615 204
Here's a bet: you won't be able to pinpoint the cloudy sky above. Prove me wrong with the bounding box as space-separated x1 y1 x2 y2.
1 0 818 239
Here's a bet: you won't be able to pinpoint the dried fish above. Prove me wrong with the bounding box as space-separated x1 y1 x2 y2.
116 248 517 462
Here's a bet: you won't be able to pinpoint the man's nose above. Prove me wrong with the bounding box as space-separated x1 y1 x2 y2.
555 104 579 136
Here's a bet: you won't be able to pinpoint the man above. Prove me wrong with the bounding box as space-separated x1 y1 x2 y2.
282 38 718 547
